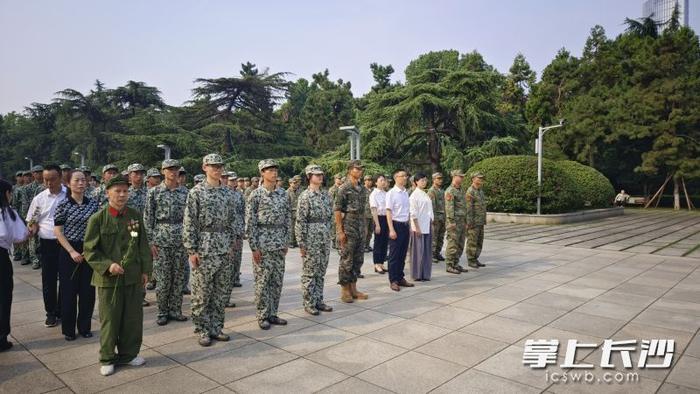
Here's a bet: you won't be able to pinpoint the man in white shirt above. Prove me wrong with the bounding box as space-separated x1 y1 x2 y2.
26 164 67 328
385 169 414 291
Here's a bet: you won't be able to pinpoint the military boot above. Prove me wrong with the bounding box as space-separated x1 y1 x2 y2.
340 284 354 303
350 282 368 300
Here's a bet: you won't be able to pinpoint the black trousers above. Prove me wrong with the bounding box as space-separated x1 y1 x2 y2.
40 238 61 319
388 221 409 283
372 216 389 264
58 241 95 336
0 247 12 344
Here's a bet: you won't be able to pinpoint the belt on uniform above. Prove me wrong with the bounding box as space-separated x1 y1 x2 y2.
258 223 285 228
201 224 227 232
156 219 183 224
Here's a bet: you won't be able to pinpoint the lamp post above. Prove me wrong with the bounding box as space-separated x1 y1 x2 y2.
535 119 565 215
339 126 360 160
73 151 85 167
24 156 33 170
157 144 171 160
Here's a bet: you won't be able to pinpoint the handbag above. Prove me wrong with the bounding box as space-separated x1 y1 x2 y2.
3 209 29 244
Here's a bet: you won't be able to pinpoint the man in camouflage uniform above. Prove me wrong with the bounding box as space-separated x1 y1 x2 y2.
144 159 189 326
146 168 162 189
427 172 446 262
81 167 96 197
335 160 369 303
243 177 250 189
226 171 246 308
127 164 148 213
466 172 487 269
194 174 205 185
183 154 241 346
11 171 28 263
287 175 301 248
59 164 72 186
363 175 374 253
295 165 334 316
92 164 119 207
22 165 45 269
328 173 343 250
244 176 259 200
246 159 290 330
444 170 468 274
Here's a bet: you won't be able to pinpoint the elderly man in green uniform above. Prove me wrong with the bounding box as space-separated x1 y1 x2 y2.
427 172 446 262
183 154 241 346
295 164 334 316
335 160 369 303
127 164 147 213
287 175 301 248
246 159 291 330
144 159 189 326
93 164 119 207
328 173 343 250
466 172 487 269
225 171 246 308
444 170 468 274
83 175 152 376
23 165 46 269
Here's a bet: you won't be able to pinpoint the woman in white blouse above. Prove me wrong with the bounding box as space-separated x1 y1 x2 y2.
369 175 388 274
409 173 433 281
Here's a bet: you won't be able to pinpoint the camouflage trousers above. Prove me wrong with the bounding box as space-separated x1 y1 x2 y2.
364 217 373 249
301 245 330 309
445 219 466 268
289 214 298 247
337 223 363 285
190 254 232 337
254 249 285 321
432 217 446 257
29 234 41 265
331 221 337 249
229 240 243 299
154 246 187 318
467 225 484 263
12 242 27 262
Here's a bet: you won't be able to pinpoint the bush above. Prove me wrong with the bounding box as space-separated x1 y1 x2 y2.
556 160 615 208
466 155 583 214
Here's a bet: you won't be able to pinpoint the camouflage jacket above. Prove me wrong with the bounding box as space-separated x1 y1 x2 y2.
231 189 246 239
295 188 333 250
364 187 373 219
20 181 45 217
246 186 291 252
243 186 255 201
427 186 445 219
445 184 467 224
143 183 189 248
334 180 367 231
92 184 108 207
466 186 487 226
183 182 241 257
127 186 147 214
11 185 23 213
287 186 301 214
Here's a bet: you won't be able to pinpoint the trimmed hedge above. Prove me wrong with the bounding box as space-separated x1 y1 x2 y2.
556 160 615 209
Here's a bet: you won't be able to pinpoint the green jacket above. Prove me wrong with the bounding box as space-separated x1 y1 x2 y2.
466 186 487 226
445 184 467 224
84 206 153 288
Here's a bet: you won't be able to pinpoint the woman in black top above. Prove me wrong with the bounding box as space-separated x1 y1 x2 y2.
54 170 99 340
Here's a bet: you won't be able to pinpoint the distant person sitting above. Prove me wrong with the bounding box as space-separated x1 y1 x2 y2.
614 190 629 207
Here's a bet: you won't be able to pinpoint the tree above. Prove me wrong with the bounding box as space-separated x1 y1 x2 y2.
113 81 164 115
369 63 395 92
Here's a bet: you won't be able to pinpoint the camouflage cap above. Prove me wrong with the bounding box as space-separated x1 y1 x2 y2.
220 172 229 178
203 153 224 165
450 169 465 177
105 175 130 189
121 170 129 176
292 175 302 182
31 165 44 172
304 164 324 175
258 159 278 171
470 171 485 179
347 160 364 170
161 159 180 169
127 163 146 173
432 172 443 179
251 176 260 182
102 164 118 173
178 166 187 174
242 177 249 181
363 175 372 181
228 171 238 179
59 164 72 171
22 170 32 176
146 168 161 178
334 173 342 180
15 170 23 177
194 174 205 183
79 166 92 173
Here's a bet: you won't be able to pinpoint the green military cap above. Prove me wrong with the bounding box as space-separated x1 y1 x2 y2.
304 164 324 175
228 171 238 179
347 160 364 170
470 171 485 179
102 164 118 173
127 163 145 173
258 159 278 171
450 169 465 177
105 175 130 189
161 159 180 169
292 175 302 182
31 165 44 172
251 176 260 182
432 172 443 179
79 166 92 173
363 175 372 181
15 171 23 177
178 166 186 174
202 153 224 165
334 173 342 180
146 168 161 178
22 170 32 176
59 164 72 171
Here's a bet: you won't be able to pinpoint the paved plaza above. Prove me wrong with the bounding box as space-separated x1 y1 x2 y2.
1 210 699 393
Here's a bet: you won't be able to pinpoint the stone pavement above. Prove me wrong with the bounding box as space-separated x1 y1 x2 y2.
2 212 700 393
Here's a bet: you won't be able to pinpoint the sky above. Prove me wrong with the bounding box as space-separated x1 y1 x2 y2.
1 0 699 114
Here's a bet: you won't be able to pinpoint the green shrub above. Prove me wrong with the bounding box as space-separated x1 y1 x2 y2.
556 160 615 208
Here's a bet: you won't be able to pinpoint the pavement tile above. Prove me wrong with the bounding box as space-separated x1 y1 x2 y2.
306 336 406 375
226 358 347 393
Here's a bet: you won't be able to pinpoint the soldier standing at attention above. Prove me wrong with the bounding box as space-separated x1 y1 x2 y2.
466 172 487 269
243 177 250 189
328 174 343 250
295 165 334 316
23 165 46 270
81 167 96 197
244 176 259 201
287 176 301 248
246 159 290 330
93 164 119 208
146 168 162 189
237 177 245 192
59 164 72 186
427 172 446 263
11 171 28 264
127 164 147 214
335 161 369 303
226 171 245 307
183 154 240 346
363 175 374 253
144 159 189 326
444 170 469 274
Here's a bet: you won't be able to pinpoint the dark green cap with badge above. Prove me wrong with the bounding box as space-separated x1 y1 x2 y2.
105 175 130 189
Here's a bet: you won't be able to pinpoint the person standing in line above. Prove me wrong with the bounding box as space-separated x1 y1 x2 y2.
93 164 119 208
444 170 469 274
328 173 343 250
385 169 414 291
369 174 388 274
362 175 374 253
466 172 487 269
409 173 433 281
427 172 446 263
226 171 246 308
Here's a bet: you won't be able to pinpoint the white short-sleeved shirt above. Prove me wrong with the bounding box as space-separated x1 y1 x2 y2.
385 186 409 222
369 188 387 216
409 188 433 234
25 185 67 239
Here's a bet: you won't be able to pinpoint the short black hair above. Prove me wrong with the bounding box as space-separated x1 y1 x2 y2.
392 168 406 177
43 164 61 174
413 172 427 182
373 174 385 183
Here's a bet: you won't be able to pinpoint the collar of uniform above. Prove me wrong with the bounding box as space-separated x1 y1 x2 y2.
108 205 126 217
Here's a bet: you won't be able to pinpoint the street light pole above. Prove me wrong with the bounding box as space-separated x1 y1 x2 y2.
73 152 85 167
536 120 565 215
339 126 360 160
157 144 171 160
24 156 33 170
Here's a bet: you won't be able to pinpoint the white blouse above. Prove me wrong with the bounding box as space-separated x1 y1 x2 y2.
369 188 387 216
409 188 433 234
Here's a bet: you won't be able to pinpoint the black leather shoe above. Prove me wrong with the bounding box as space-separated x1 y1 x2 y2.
80 332 93 338
268 316 287 325
169 315 188 322
64 334 76 341
398 278 415 287
305 306 319 316
210 333 230 341
446 267 461 274
258 319 271 330
157 316 169 326
45 316 58 327
316 303 333 312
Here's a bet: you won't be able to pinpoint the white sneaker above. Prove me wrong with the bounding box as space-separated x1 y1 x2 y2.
100 365 115 376
128 355 146 366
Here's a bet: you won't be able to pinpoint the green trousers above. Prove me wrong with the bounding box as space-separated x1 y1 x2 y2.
97 283 143 365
